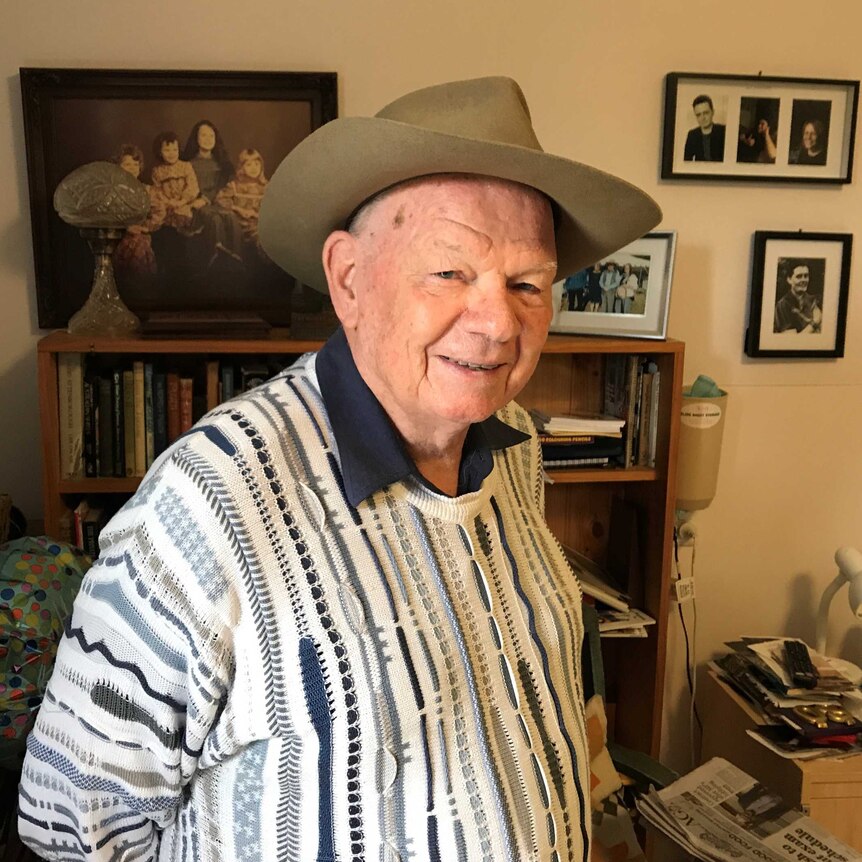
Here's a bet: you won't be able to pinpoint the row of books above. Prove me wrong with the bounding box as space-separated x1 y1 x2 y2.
603 354 662 468
563 544 656 638
57 354 282 479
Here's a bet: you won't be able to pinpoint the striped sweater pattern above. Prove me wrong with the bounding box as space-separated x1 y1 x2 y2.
19 353 590 862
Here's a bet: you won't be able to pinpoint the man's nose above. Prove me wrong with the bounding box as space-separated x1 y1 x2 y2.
464 279 520 342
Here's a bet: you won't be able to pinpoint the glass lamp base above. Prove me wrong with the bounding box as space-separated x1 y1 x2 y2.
67 228 140 337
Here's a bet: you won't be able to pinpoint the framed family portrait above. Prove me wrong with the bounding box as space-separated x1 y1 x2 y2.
745 231 852 358
662 72 859 183
20 68 338 329
550 231 676 339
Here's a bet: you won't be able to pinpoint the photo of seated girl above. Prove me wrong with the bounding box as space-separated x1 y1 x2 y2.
216 148 269 256
182 119 243 264
150 131 199 231
113 144 165 276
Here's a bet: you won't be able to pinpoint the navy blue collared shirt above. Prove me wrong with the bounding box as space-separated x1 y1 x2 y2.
316 328 530 507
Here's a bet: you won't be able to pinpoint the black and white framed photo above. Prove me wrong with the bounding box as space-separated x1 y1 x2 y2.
550 231 676 339
662 73 859 183
745 232 852 358
20 68 338 329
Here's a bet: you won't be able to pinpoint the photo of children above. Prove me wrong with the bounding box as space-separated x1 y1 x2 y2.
38 84 333 328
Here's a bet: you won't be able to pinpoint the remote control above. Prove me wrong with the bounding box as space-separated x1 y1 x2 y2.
783 640 818 689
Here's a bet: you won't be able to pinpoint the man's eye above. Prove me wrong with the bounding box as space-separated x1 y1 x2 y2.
513 282 540 293
434 271 459 280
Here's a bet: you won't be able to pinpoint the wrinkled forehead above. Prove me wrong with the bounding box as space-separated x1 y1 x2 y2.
348 173 554 235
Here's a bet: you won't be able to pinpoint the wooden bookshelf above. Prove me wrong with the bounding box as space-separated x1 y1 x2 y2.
38 329 684 762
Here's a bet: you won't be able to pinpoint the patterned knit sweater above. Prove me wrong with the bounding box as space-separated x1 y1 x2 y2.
19 353 590 862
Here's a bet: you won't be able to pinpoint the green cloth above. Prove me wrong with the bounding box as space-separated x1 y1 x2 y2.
0 536 90 767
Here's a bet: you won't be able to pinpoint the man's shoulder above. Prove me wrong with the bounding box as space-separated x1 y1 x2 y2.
497 400 537 440
164 353 323 463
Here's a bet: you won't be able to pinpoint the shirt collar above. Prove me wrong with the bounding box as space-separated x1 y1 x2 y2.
315 327 529 506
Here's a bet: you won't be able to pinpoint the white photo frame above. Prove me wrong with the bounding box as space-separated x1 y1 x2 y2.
550 231 676 339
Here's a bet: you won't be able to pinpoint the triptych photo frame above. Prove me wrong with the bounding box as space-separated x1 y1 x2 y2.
662 72 859 184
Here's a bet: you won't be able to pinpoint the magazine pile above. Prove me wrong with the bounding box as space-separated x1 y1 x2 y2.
637 757 861 861
713 637 862 760
530 409 625 469
563 545 655 638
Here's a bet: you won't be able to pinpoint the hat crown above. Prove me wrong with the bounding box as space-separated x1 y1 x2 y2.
375 76 544 152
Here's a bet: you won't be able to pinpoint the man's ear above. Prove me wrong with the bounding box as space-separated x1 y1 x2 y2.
323 230 359 329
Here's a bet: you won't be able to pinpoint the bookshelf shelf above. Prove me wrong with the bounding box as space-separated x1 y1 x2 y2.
547 466 657 484
38 329 684 766
57 478 141 493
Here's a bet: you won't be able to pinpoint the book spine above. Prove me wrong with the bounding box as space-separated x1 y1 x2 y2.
122 370 135 477
153 372 168 458
631 360 645 466
166 372 181 444
543 457 609 467
647 369 661 468
73 500 89 551
144 363 154 469
206 360 219 411
221 364 235 402
179 378 194 434
112 369 124 478
97 376 113 478
638 370 654 468
133 361 146 477
82 519 100 558
58 353 84 479
82 376 97 478
624 354 639 467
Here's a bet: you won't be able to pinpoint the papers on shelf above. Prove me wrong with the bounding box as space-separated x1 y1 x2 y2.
530 408 625 436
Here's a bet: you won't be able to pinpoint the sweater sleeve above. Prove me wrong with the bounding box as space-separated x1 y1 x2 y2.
18 456 237 860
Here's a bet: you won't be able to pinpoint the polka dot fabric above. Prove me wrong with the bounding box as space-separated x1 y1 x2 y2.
0 536 89 767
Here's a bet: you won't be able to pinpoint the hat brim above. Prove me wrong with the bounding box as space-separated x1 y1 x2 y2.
259 116 662 293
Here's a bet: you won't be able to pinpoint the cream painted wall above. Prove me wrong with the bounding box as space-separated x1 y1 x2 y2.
2 0 861 783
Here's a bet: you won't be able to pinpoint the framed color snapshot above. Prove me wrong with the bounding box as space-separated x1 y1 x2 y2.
662 73 859 183
745 232 852 359
20 68 338 329
550 232 676 339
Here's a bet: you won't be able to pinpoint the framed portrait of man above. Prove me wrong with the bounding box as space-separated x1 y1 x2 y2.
745 231 852 358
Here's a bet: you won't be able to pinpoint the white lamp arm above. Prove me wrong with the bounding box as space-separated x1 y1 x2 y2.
815 572 846 655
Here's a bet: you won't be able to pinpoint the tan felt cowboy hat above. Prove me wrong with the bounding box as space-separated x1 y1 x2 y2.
259 76 661 293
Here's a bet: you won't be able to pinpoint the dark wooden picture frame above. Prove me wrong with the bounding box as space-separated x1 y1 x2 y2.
662 72 859 184
21 68 338 330
745 231 852 358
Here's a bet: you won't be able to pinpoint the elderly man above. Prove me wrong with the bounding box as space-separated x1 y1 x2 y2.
19 78 659 862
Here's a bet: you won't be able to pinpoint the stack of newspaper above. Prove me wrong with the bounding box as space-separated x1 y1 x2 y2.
637 757 861 861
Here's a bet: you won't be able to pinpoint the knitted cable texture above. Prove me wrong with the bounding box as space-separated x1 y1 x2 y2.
19 353 590 862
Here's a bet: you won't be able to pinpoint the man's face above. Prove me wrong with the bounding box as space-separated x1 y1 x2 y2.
787 266 810 296
332 176 556 442
694 101 714 131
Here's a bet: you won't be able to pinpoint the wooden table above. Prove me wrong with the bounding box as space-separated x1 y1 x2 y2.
701 669 862 853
